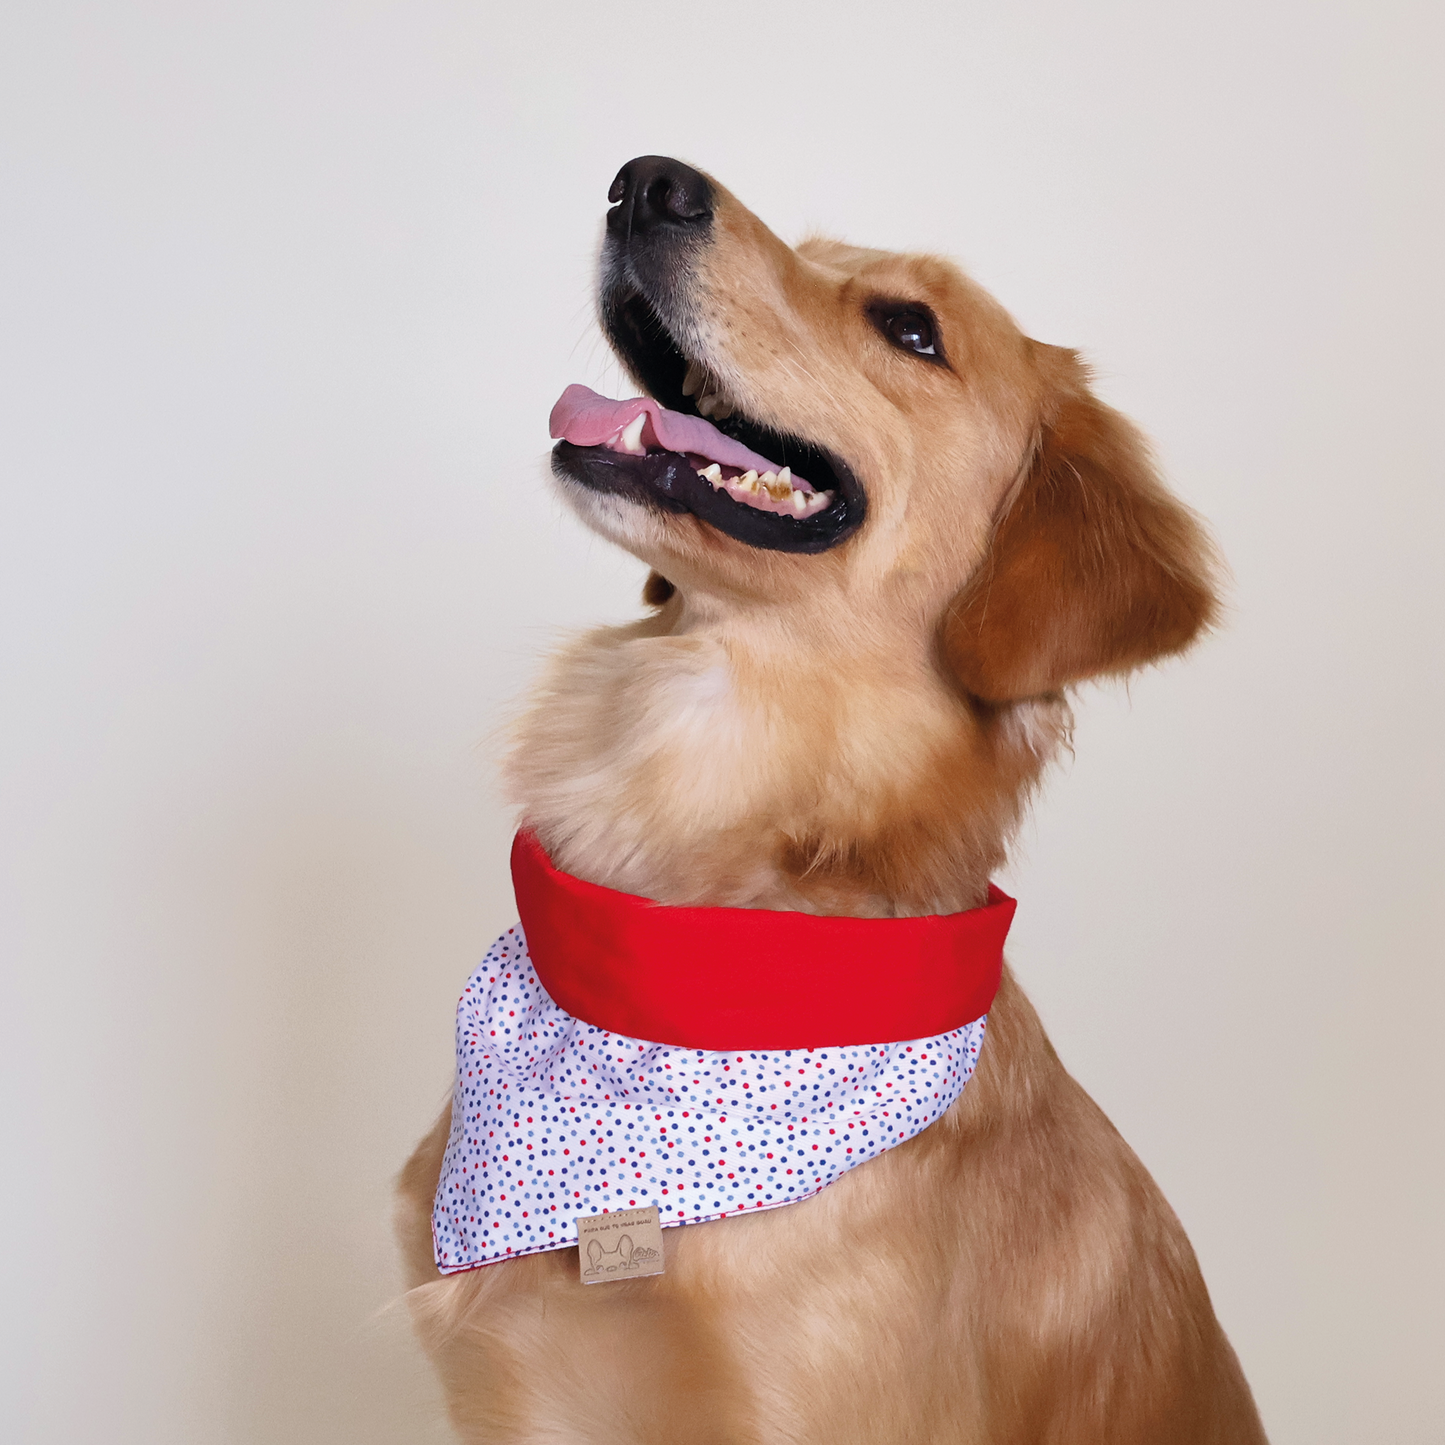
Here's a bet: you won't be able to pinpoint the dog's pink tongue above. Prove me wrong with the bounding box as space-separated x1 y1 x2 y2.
549 384 809 487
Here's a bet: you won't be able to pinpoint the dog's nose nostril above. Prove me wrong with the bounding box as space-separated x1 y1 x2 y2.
607 156 713 239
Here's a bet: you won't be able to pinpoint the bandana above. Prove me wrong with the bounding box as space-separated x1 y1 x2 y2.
431 834 1015 1273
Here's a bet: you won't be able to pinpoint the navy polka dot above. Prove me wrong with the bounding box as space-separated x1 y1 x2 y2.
432 926 986 1272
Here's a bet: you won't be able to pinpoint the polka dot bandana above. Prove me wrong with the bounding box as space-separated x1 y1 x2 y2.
432 925 987 1273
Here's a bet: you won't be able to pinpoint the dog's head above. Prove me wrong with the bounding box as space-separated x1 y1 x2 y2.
551 156 1216 706
531 158 1219 911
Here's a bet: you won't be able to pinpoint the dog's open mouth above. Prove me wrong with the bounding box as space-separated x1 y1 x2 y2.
549 293 865 553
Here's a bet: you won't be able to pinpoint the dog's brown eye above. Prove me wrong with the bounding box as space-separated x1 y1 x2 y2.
887 311 935 355
868 301 943 361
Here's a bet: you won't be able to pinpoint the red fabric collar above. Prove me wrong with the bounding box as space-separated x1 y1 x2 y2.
511 830 1016 1050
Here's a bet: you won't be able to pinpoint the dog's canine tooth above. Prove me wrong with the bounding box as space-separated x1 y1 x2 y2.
615 412 647 455
687 360 738 422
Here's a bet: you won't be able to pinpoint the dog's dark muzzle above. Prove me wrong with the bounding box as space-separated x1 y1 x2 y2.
604 156 713 307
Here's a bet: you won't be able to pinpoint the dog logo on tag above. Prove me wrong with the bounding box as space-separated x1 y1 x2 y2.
576 1207 665 1283
584 1233 634 1276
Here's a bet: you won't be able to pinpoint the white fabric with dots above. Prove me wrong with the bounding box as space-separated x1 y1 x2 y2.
432 924 987 1273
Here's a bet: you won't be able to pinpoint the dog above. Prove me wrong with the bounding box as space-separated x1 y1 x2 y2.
395 156 1267 1444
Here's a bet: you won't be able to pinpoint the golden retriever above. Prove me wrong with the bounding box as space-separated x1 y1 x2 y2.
395 156 1267 1444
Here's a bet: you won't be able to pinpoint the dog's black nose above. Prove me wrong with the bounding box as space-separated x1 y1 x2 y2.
607 156 713 239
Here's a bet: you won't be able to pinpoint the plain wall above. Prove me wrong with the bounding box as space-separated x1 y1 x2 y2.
2 2 1441 1441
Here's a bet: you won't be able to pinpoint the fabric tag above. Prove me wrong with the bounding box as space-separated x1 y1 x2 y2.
576 1206 665 1284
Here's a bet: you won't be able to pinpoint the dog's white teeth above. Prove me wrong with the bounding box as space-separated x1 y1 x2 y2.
681 360 707 397
707 397 734 420
615 412 647 455
692 456 823 515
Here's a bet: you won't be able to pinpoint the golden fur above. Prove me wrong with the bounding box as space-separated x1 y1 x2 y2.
396 166 1265 1442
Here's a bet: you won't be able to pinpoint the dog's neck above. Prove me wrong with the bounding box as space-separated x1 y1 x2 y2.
506 591 1067 918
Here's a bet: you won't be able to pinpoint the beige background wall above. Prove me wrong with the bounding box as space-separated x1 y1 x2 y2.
2 2 1441 1441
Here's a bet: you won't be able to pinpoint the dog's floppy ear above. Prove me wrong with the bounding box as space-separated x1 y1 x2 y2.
942 350 1218 702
